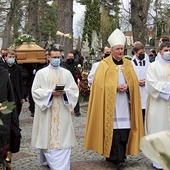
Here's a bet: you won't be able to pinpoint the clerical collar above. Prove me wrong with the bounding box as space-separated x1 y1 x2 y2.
157 55 170 64
112 57 123 65
47 64 61 70
133 58 145 66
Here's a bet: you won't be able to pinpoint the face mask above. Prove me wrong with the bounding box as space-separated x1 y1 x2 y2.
138 54 145 60
51 58 61 67
104 53 110 58
66 58 74 64
162 51 170 61
131 50 134 55
149 54 154 57
7 58 15 65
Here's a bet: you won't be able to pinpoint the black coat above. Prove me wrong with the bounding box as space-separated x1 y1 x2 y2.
0 67 17 152
0 62 24 101
61 61 82 84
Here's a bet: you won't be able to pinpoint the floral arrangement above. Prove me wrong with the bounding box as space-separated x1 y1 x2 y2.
14 34 36 46
78 71 90 102
124 55 133 60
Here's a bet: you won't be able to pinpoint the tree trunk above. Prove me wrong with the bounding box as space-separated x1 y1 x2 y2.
2 0 19 48
56 0 73 56
27 0 39 41
130 0 151 45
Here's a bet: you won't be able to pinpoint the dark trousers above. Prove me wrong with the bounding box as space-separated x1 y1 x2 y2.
109 129 130 164
14 94 22 117
28 85 35 113
74 100 80 113
142 109 145 123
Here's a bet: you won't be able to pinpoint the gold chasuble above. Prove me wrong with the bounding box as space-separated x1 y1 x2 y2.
84 56 144 157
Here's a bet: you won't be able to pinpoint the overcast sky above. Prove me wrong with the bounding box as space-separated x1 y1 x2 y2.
73 1 85 38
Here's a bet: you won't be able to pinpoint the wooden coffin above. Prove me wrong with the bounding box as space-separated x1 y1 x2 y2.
15 42 45 64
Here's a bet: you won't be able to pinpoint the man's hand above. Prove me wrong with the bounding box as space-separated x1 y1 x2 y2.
52 90 65 96
139 79 145 86
21 99 25 104
117 84 128 92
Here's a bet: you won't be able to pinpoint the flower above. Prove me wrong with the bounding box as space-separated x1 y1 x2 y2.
78 71 90 102
124 55 133 60
15 34 36 46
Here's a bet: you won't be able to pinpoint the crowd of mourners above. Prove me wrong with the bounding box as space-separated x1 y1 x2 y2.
0 31 170 170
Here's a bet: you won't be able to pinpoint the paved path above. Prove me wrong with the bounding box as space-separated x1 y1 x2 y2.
11 102 156 170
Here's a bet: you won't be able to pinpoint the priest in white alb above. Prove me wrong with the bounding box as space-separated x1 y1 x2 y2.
145 42 170 169
31 48 79 170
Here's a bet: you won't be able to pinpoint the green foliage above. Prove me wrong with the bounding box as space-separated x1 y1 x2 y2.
12 4 23 41
100 6 117 45
0 101 16 114
160 152 170 169
81 0 101 47
10 0 57 45
39 1 58 42
77 0 120 47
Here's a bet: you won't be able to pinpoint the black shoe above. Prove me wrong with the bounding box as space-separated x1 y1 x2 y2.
75 112 81 117
106 158 116 164
116 162 126 170
31 112 34 117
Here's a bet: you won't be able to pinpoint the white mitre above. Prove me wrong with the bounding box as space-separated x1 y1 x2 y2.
107 28 126 47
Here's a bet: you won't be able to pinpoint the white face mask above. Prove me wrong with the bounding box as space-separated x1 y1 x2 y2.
162 51 170 61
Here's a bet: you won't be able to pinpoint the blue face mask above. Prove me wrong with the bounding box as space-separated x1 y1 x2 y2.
163 51 170 61
51 58 61 67
7 58 15 65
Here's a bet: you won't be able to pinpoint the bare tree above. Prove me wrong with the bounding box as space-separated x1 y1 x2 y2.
56 0 73 55
130 0 151 45
2 0 21 48
27 0 39 40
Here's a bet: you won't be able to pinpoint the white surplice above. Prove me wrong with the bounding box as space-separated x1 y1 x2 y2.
31 65 79 168
132 56 150 109
114 66 131 129
88 61 100 85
